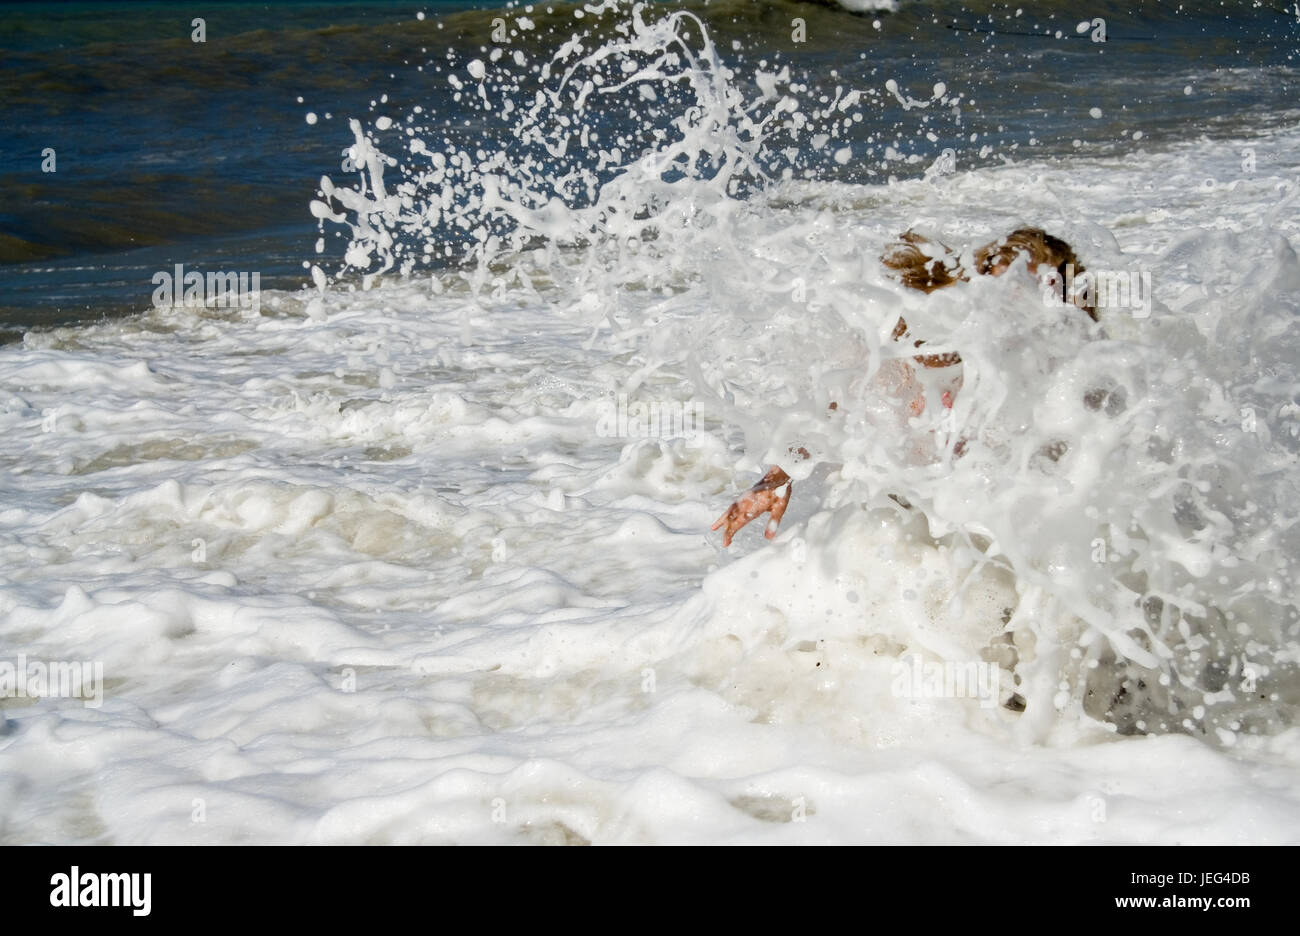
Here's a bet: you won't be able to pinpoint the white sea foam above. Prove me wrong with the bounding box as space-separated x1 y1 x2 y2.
1 2 1299 843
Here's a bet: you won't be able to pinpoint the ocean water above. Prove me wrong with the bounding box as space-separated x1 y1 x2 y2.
1 0 1299 844
3 0 1297 333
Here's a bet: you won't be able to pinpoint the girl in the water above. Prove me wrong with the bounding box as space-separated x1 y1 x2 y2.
711 227 1097 547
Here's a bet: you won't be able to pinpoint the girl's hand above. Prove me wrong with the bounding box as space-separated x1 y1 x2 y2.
711 466 793 547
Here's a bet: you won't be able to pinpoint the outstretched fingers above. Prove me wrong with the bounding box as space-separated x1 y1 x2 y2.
714 466 793 547
764 480 792 539
711 503 743 547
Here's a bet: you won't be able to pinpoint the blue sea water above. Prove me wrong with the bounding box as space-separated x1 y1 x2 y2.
0 0 1296 335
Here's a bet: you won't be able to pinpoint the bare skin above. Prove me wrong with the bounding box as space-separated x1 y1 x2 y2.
711 466 792 548
712 230 1089 546
711 365 957 545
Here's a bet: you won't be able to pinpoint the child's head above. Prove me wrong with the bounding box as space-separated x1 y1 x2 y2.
881 227 1098 321
974 227 1098 321
880 230 965 293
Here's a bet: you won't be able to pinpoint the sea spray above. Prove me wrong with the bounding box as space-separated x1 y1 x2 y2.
310 0 1300 745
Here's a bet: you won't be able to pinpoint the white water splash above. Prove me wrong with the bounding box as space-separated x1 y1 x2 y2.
310 0 1300 743
2 0 1299 844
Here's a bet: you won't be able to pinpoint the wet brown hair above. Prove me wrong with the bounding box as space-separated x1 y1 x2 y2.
973 227 1090 303
881 227 1098 368
880 230 966 293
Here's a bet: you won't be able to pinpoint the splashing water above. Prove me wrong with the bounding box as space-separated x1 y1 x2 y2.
310 0 1300 747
